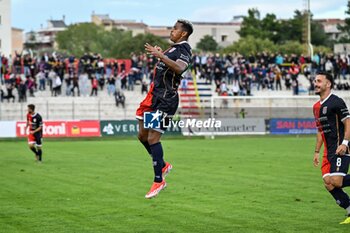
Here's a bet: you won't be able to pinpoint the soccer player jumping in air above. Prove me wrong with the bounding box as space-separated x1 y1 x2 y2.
136 19 193 199
313 71 350 224
26 104 44 162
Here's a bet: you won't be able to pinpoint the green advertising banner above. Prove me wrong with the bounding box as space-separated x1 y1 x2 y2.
100 120 182 136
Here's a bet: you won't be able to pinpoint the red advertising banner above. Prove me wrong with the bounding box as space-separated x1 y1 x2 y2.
16 121 100 138
16 121 67 138
66 121 100 137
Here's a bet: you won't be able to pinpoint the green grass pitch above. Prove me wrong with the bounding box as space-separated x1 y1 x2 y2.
0 136 349 233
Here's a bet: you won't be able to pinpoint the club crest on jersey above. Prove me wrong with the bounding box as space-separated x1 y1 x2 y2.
33 118 37 122
322 106 327 114
168 48 176 53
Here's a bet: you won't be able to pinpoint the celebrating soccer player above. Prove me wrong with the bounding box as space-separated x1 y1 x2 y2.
136 19 193 198
313 71 350 224
26 104 44 162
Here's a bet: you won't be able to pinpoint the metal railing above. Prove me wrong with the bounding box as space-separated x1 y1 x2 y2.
0 99 131 121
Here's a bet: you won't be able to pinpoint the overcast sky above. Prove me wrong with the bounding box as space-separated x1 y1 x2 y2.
12 0 349 32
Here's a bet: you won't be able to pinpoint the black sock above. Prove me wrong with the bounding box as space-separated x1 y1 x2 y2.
329 188 350 209
140 140 152 157
342 175 350 188
37 149 42 161
150 142 164 183
30 147 37 155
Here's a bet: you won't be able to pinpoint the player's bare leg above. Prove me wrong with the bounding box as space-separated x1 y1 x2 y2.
28 144 39 161
330 176 345 188
138 120 152 157
147 129 161 145
323 176 334 191
324 176 350 223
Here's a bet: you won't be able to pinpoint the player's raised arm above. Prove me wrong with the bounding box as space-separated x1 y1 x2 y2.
144 19 192 76
145 43 187 75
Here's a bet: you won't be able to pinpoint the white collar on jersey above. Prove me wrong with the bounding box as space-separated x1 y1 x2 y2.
320 92 333 105
173 41 188 45
31 113 37 117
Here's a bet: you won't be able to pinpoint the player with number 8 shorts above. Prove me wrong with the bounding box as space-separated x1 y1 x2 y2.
313 71 350 224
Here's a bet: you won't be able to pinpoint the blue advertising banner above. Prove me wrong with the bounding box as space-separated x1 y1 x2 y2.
270 118 317 135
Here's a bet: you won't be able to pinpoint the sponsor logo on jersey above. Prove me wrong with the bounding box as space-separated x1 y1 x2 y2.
168 48 176 53
322 106 327 114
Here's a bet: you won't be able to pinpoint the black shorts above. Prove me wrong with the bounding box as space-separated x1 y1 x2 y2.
28 132 43 147
143 109 172 134
151 92 179 117
329 154 350 176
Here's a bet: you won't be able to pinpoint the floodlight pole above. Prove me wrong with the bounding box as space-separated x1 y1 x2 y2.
307 0 314 58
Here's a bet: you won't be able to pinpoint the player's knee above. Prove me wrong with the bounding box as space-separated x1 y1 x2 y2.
147 135 159 145
147 137 156 145
323 177 334 190
332 181 343 188
330 177 343 188
324 182 334 191
138 132 147 142
147 130 162 145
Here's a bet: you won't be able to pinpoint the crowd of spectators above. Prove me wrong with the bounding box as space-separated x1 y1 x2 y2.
1 51 350 104
192 52 350 96
0 52 145 106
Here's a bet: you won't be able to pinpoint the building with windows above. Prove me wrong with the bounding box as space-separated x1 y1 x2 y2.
91 13 147 36
0 0 12 56
92 13 242 49
315 18 346 41
24 18 67 51
147 26 172 41
188 21 241 49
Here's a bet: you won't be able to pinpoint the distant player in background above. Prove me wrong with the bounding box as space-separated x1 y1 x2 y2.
313 71 350 224
136 19 193 199
26 104 43 162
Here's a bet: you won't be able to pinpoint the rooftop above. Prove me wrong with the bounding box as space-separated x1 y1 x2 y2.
192 21 241 26
147 27 171 38
48 20 67 28
314 18 345 25
12 27 24 31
